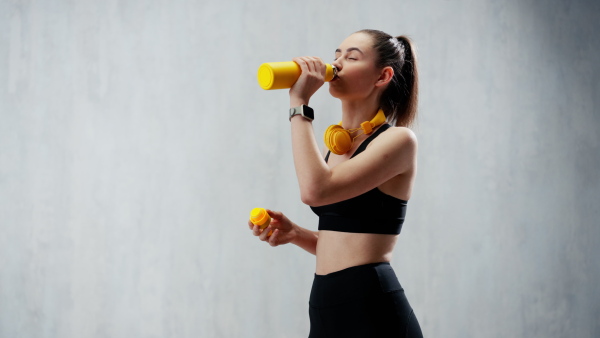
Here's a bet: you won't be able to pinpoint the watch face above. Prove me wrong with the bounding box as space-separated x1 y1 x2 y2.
304 106 314 120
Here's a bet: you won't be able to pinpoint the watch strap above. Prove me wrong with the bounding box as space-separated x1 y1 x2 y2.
289 105 314 121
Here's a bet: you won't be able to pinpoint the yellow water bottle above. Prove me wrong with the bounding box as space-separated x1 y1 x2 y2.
250 208 273 236
257 61 337 90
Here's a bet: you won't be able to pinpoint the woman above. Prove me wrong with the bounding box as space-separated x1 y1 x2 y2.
249 29 423 337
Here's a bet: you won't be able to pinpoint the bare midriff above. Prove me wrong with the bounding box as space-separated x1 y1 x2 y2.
315 230 399 275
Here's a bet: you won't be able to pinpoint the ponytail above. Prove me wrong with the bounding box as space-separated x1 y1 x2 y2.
357 30 419 128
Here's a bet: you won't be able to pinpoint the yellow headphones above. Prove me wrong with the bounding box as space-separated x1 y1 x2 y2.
324 109 387 155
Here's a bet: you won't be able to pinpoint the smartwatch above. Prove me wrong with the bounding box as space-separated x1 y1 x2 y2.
289 105 314 121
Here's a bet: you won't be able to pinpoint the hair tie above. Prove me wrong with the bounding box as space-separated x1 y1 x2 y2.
390 37 406 59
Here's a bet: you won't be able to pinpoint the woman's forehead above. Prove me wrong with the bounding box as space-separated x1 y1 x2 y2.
336 33 374 53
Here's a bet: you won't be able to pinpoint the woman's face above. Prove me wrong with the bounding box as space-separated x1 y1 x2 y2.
329 32 382 100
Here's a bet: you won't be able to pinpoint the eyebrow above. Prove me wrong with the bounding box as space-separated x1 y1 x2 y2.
335 47 364 54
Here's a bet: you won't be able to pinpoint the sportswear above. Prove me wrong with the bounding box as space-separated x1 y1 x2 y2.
308 262 423 337
310 124 408 235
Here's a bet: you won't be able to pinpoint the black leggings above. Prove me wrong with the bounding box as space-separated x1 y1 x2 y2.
308 262 423 338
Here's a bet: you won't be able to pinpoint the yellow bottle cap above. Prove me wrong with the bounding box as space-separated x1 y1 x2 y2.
250 208 271 227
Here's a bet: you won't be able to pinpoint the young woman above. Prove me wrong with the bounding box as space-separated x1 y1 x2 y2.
248 29 423 337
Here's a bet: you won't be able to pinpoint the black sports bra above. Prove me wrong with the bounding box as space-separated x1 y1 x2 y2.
310 124 408 235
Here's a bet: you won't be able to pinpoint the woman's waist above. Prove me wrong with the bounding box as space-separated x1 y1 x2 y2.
315 256 392 276
315 231 398 275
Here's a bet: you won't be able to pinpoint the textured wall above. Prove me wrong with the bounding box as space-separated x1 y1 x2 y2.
1 0 598 337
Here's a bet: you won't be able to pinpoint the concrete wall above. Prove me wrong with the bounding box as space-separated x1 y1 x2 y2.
1 0 598 337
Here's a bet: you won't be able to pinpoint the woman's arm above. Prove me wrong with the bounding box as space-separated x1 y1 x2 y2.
290 224 319 255
289 57 417 207
290 117 416 206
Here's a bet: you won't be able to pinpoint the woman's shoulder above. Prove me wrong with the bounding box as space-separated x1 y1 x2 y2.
376 125 418 150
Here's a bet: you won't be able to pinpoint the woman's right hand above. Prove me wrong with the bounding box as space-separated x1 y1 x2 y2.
289 56 326 107
248 209 297 247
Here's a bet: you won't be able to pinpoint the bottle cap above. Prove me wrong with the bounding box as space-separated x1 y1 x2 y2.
324 64 337 82
250 208 270 226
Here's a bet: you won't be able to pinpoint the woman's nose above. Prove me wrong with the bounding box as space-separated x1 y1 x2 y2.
332 59 341 71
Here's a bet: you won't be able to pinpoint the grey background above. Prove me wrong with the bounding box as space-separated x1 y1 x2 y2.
1 0 599 337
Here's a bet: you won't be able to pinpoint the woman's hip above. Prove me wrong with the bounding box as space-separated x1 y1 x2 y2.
308 262 423 337
309 261 405 307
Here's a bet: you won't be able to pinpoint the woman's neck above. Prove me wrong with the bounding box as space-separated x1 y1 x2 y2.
340 96 382 129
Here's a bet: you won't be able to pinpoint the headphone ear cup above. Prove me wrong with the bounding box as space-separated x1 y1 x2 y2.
324 125 352 155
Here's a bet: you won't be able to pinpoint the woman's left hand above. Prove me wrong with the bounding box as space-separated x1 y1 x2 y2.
289 56 326 107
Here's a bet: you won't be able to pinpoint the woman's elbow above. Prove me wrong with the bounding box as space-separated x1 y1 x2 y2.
300 186 324 206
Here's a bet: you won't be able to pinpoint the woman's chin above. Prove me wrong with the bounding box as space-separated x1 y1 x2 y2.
328 84 343 98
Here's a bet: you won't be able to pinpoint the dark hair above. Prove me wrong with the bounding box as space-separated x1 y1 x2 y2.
356 29 419 128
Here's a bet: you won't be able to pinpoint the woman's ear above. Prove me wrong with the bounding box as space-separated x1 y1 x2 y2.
375 66 394 88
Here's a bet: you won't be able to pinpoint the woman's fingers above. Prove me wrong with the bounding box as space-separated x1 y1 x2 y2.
252 224 262 236
250 224 286 247
309 56 324 73
309 56 324 74
258 226 273 241
312 58 324 75
303 57 316 73
266 209 283 222
268 229 280 247
293 56 325 76
293 56 310 73
253 224 265 239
